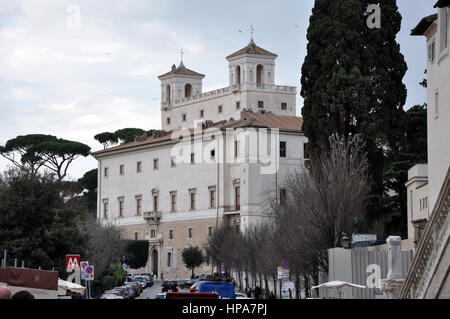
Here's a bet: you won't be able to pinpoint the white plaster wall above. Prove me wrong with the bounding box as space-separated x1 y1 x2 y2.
426 10 450 211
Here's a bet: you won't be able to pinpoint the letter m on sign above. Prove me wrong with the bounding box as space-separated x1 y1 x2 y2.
66 254 80 272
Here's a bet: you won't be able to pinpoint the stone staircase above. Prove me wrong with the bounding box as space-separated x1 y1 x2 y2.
401 166 450 299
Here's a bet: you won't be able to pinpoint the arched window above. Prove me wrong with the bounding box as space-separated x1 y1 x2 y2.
236 65 241 85
185 84 192 98
166 85 171 103
256 64 264 88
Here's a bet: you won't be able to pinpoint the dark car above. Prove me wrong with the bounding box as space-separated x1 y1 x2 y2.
161 280 179 292
124 282 141 297
119 285 134 299
113 287 132 299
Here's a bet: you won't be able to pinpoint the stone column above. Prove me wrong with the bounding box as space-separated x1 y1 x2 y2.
381 236 405 299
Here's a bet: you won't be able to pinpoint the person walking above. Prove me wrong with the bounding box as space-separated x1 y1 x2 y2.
254 286 262 299
245 286 252 298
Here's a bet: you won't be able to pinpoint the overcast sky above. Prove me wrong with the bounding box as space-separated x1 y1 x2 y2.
0 0 435 179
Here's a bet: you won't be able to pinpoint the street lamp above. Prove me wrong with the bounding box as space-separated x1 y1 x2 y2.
341 233 351 249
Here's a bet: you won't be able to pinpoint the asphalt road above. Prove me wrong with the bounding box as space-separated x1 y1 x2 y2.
137 281 191 299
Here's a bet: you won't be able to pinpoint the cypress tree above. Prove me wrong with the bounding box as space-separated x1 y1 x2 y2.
301 0 408 233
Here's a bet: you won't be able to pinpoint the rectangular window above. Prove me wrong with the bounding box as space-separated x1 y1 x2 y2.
218 105 223 113
119 198 124 217
169 229 174 240
429 41 436 62
280 189 286 206
134 232 139 240
151 229 156 238
190 153 195 164
182 114 187 122
137 161 142 173
189 190 196 210
234 140 239 158
258 101 264 108
153 195 159 212
120 164 124 175
170 192 177 212
235 186 240 211
200 110 204 118
210 149 215 160
208 227 214 238
281 102 287 110
167 252 172 267
280 141 287 158
103 200 109 219
171 157 176 167
188 228 193 239
104 167 109 177
236 101 240 109
167 117 171 125
153 158 159 170
136 197 142 216
209 187 216 208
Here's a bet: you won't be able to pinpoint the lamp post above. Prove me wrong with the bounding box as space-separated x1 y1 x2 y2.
341 233 351 249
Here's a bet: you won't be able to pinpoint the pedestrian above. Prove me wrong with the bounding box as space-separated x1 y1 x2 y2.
231 277 236 287
254 286 261 299
0 286 12 299
245 286 252 298
269 291 276 299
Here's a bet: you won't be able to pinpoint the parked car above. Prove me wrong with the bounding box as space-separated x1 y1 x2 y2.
124 282 141 297
161 280 179 292
181 279 198 289
141 274 154 287
142 275 153 287
119 285 134 299
134 276 147 289
100 293 124 299
110 287 127 299
155 293 166 299
113 287 132 299
235 292 250 299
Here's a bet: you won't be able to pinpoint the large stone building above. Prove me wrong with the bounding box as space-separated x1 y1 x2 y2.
402 0 450 299
92 40 308 280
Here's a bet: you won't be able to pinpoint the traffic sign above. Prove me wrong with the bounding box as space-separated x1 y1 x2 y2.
220 262 225 274
281 260 289 270
277 266 289 280
85 265 94 281
122 263 127 271
80 261 89 276
66 254 80 272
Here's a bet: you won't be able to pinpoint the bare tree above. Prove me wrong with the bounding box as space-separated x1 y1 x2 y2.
79 221 125 278
271 134 369 286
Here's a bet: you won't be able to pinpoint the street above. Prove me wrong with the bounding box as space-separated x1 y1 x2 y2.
137 281 191 299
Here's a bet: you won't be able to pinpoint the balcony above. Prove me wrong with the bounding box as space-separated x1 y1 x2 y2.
143 211 162 224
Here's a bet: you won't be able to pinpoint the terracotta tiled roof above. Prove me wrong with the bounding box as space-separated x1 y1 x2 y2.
411 14 438 36
226 40 278 59
158 62 205 79
92 111 303 157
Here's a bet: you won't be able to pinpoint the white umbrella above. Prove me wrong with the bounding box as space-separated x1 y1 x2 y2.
311 281 366 299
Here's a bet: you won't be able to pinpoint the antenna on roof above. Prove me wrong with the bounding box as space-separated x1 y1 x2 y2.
250 25 254 41
180 49 184 63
